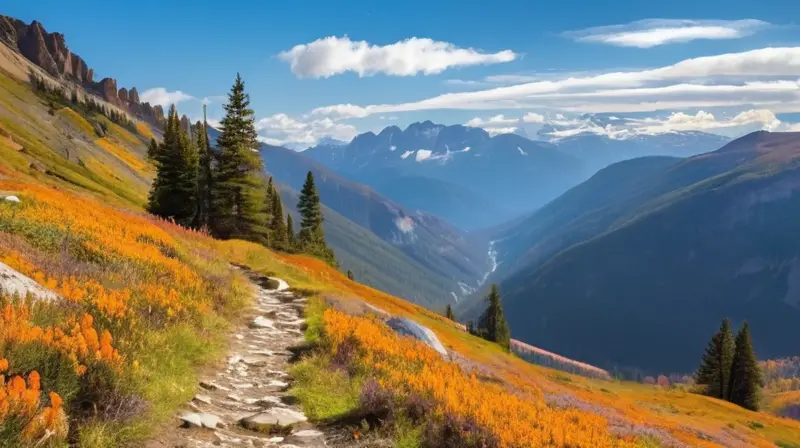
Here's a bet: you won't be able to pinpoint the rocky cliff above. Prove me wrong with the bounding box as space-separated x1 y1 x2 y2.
0 15 165 128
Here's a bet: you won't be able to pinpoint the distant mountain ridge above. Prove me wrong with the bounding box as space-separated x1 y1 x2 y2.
305 121 729 229
470 131 800 373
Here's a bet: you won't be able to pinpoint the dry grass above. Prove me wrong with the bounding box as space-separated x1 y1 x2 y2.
56 107 94 136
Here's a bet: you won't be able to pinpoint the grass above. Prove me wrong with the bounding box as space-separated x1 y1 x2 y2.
289 355 361 421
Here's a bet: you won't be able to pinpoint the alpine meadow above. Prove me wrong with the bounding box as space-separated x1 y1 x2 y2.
1 4 800 448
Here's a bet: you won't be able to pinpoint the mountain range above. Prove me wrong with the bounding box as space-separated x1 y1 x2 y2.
463 131 800 373
304 121 730 229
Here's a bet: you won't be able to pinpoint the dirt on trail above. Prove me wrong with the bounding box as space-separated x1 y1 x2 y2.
146 271 329 448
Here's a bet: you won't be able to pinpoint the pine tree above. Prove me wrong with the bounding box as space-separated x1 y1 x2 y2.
210 74 268 241
269 183 288 250
695 319 736 399
479 284 510 350
194 120 214 230
445 304 455 321
296 171 334 263
347 270 354 281
286 213 295 250
298 171 323 245
147 105 198 227
729 322 763 410
147 138 159 160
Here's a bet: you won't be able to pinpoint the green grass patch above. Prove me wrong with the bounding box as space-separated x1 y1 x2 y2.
289 355 361 421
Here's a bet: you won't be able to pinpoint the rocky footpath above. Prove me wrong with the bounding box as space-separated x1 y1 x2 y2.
147 274 327 448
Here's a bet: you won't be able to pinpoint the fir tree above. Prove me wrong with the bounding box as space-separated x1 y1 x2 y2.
269 183 288 250
478 284 510 350
147 138 159 160
286 213 295 250
194 120 214 229
297 171 323 245
147 105 198 227
445 304 455 321
210 74 268 241
728 322 763 410
347 270 354 281
296 171 334 263
695 319 736 400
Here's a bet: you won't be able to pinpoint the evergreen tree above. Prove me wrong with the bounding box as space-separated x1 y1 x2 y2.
269 183 288 250
347 270 354 281
147 138 159 160
445 304 455 321
728 322 763 410
296 171 335 263
478 284 510 350
210 74 268 241
286 213 295 250
194 120 214 229
298 171 323 244
695 319 736 399
147 105 198 227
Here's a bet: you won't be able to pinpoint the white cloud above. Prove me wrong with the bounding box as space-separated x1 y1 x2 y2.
279 36 517 78
564 19 770 48
465 109 796 140
522 112 546 123
255 113 358 148
627 109 782 134
140 88 194 107
310 47 800 118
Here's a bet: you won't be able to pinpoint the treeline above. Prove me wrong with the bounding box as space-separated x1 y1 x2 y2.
147 74 334 263
695 319 764 410
30 73 138 134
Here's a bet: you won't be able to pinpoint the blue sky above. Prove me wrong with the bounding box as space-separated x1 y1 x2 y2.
5 0 800 147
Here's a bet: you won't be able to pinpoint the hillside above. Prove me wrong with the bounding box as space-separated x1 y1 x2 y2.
490 131 800 373
277 187 456 308
375 175 517 230
208 126 488 308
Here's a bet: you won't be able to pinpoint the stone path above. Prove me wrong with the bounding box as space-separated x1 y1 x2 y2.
150 273 327 448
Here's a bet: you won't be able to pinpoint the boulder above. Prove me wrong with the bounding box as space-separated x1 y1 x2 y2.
386 317 447 357
4 195 20 203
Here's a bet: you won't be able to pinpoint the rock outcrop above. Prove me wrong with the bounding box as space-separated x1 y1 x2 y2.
0 15 165 129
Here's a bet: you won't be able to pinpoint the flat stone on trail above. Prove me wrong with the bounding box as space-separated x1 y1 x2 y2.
268 380 289 389
250 316 275 328
293 429 324 438
193 394 212 405
179 411 224 429
242 355 270 367
239 408 307 433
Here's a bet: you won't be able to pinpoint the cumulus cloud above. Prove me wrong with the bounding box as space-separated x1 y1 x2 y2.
564 19 770 48
279 36 517 78
140 88 195 107
310 47 800 118
256 113 358 148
